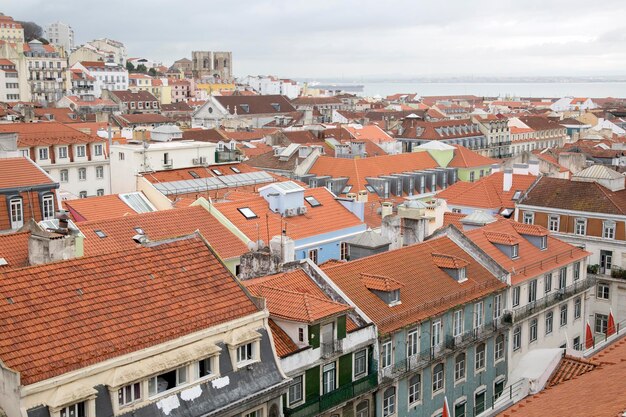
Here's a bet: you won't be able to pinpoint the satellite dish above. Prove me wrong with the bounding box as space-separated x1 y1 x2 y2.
247 241 258 251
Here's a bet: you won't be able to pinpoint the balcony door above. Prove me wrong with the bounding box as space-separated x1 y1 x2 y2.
600 250 612 274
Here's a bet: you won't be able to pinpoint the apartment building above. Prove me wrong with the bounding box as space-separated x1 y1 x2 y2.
0 122 110 200
24 40 69 104
192 95 298 128
104 89 160 114
508 116 568 156
72 61 129 97
0 14 24 43
397 118 488 155
0 232 288 417
45 21 75 52
0 58 21 102
473 114 512 159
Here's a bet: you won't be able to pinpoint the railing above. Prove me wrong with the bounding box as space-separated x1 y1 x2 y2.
584 317 626 356
514 248 581 277
512 277 596 323
321 339 343 359
474 378 528 417
284 372 378 417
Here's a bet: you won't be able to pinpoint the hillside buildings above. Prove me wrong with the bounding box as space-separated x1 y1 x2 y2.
191 50 232 80
44 21 74 52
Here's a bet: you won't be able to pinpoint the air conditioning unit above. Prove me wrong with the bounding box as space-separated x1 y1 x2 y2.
297 206 307 215
192 158 200 165
285 208 298 217
199 156 207 164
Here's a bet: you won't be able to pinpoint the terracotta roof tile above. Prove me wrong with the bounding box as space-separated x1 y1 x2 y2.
511 222 549 237
216 95 296 115
64 194 140 222
547 355 598 387
0 231 30 270
0 122 105 147
484 231 522 245
443 212 467 229
78 205 248 259
431 253 470 269
0 157 56 189
322 235 506 334
268 319 299 357
360 273 404 291
0 235 259 385
448 145 498 168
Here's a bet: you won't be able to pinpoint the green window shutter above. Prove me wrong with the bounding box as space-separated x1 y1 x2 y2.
309 323 320 349
338 353 353 386
337 315 347 339
305 365 320 402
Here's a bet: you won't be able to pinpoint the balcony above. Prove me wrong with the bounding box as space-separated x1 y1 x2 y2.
512 277 596 323
284 372 378 417
320 339 343 359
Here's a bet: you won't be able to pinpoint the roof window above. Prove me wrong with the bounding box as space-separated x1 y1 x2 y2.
512 190 522 200
304 196 321 207
238 207 257 219
94 230 107 238
240 104 249 113
189 170 200 179
211 169 223 176
231 166 241 174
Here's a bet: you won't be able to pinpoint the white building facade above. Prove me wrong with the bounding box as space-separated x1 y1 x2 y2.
72 61 128 97
45 22 75 53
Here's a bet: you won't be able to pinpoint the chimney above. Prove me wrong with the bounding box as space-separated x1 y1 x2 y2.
381 202 393 218
346 192 357 201
357 190 368 203
528 160 540 176
503 168 513 192
28 211 78 266
491 163 501 173
513 163 529 175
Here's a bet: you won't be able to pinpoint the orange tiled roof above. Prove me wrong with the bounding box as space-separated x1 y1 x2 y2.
511 222 549 237
448 145 498 168
78 205 248 259
0 231 30 270
443 212 467 229
64 194 140 222
0 235 259 385
484 231 521 245
143 163 260 183
464 219 589 284
498 338 626 417
437 172 538 210
360 273 404 291
322 235 506 334
344 125 394 143
547 355 597 387
0 122 105 147
213 187 363 241
268 319 299 357
0 157 56 189
431 253 470 269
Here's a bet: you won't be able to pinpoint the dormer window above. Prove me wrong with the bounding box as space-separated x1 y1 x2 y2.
431 253 470 283
458 267 466 281
240 104 249 113
540 235 547 250
512 244 519 258
360 273 404 306
390 289 400 304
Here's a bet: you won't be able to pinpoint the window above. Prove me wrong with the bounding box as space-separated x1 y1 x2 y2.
560 304 568 327
237 342 254 363
298 328 304 342
119 152 125 161
304 196 321 207
382 387 396 416
237 207 257 219
545 311 553 334
574 297 581 319
79 191 87 198
288 375 303 405
603 221 616 239
548 215 560 232
96 189 104 196
78 168 87 181
244 409 263 417
544 273 552 293
597 282 610 300
340 241 349 261
513 326 521 351
573 336 581 351
322 362 336 394
354 349 367 378
408 374 421 404
493 294 502 319
455 401 467 417
96 166 104 179
529 318 538 342
432 363 444 392
58 146 68 159
407 328 419 357
381 341 392 368
453 310 463 337
575 218 586 235
455 353 465 381
118 382 141 406
475 343 486 371
76 145 86 158
39 147 49 160
512 286 520 307
148 366 187 396
432 319 442 347
198 357 213 378
495 334 505 360
474 301 484 329
559 267 567 289
308 249 319 264
356 401 369 417
475 390 486 415
9 198 23 229
528 280 537 303
540 235 547 250
595 313 608 334
469 171 475 182
523 212 534 224
94 144 103 156
574 262 580 281
42 194 55 220
60 402 86 417
211 169 223 176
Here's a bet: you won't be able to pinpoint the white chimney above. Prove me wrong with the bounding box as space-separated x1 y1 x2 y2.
381 202 393 218
491 163 501 173
357 190 368 203
512 163 529 175
503 168 513 192
528 160 540 176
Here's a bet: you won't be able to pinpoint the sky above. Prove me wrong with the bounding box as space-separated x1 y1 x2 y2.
4 0 626 79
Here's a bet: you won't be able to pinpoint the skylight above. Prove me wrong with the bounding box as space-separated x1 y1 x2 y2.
231 166 241 174
305 196 321 207
237 207 257 219
189 171 200 179
134 227 145 234
211 169 224 176
512 190 522 200
365 185 375 193
94 230 107 238
342 185 353 194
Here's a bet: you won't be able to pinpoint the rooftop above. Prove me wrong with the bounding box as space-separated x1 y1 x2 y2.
0 122 105 147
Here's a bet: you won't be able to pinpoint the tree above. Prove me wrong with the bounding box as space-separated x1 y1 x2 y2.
136 64 147 73
126 61 135 72
148 67 157 76
17 21 43 42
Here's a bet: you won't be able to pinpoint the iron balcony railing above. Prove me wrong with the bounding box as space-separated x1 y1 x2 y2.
512 277 596 323
284 372 378 417
320 339 343 359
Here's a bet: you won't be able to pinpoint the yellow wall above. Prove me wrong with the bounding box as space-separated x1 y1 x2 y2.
196 83 236 95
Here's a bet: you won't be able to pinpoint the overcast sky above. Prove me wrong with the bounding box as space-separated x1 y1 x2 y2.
5 0 626 79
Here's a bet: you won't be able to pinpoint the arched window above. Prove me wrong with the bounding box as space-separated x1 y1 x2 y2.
356 400 369 417
432 363 444 392
41 193 55 220
383 387 395 416
9 197 23 229
455 353 465 381
408 374 421 404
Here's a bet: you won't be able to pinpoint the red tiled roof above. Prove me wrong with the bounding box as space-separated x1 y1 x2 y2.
511 222 549 237
484 231 521 245
78 205 248 259
547 355 597 387
33 107 79 124
214 187 363 241
443 212 467 229
437 172 538 210
344 125 394 143
322 235 506 334
0 235 259 385
0 231 30 270
0 122 105 147
63 194 140 222
115 114 172 125
0 157 56 188
215 95 296 115
268 319 299 358
448 145 498 168
360 273 404 291
431 253 470 269
143 163 260 183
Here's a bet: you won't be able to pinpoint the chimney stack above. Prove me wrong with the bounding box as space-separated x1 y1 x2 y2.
528 160 540 176
503 168 513 192
491 163 501 173
381 202 393 218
